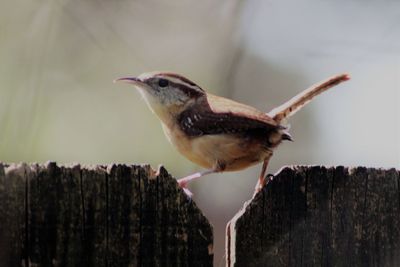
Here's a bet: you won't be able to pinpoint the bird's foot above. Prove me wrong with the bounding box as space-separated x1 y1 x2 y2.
176 170 215 199
177 178 194 199
265 173 274 184
181 188 193 199
252 174 274 198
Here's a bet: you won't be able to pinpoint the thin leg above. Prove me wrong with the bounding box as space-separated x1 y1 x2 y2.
253 159 270 197
177 169 215 198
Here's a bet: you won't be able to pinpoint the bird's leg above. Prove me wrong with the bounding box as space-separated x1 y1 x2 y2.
253 159 271 197
178 161 225 198
178 169 215 188
177 169 215 198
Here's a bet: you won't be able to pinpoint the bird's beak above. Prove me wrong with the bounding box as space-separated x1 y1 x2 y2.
113 77 144 85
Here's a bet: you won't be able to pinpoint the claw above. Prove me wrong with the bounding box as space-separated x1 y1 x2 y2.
176 169 215 199
178 178 188 188
265 173 274 183
182 187 193 199
177 178 194 199
253 173 274 198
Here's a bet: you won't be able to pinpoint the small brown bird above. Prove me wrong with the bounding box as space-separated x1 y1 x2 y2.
116 72 349 197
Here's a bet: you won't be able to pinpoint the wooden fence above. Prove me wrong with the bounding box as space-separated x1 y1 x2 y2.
226 166 400 266
0 163 212 266
0 163 399 266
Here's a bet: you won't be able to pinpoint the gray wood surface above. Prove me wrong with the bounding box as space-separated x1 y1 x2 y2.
0 162 213 267
226 166 400 267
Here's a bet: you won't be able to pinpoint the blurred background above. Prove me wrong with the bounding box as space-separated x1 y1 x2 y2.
1 0 399 265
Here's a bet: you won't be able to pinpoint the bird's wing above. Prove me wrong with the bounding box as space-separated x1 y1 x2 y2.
178 94 278 137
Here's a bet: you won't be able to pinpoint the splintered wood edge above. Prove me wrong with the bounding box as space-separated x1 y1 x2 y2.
0 161 201 210
0 161 210 214
1 162 178 186
2 161 157 177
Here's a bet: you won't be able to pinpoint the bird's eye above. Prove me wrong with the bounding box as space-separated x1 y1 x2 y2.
158 79 169 87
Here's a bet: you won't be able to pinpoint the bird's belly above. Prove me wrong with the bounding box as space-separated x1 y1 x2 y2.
190 134 272 171
163 124 272 171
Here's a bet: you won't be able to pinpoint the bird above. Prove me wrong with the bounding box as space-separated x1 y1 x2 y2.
115 72 350 197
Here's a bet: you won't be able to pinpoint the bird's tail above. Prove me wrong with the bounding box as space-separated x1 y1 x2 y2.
268 73 350 123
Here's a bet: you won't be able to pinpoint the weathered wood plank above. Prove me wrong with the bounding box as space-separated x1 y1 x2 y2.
0 163 26 267
0 162 213 267
81 165 108 266
226 166 400 267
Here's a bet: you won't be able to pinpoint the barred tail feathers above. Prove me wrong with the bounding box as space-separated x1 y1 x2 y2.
268 73 350 123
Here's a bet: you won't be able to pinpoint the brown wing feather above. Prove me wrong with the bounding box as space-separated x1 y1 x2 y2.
206 93 277 126
178 94 279 137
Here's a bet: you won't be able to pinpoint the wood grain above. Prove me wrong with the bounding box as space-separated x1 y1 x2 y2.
227 166 400 267
0 162 213 267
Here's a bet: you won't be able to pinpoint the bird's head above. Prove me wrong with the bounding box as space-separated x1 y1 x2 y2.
116 72 205 112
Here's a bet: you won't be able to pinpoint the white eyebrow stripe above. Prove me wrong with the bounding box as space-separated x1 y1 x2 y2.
168 77 203 91
139 72 205 95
